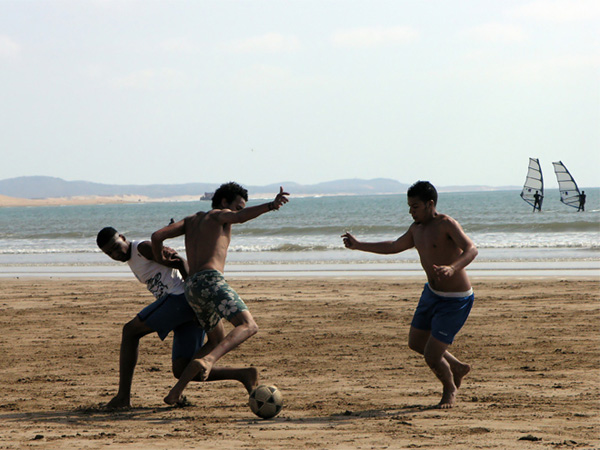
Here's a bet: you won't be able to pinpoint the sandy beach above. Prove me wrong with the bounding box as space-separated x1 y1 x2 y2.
0 194 190 207
0 193 337 208
0 276 598 449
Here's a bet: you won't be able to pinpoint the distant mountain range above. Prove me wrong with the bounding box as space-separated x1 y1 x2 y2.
0 176 518 199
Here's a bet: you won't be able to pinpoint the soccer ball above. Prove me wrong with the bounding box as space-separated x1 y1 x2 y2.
248 385 283 419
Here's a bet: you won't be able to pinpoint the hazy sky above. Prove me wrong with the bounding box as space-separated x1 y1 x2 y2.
1 0 598 189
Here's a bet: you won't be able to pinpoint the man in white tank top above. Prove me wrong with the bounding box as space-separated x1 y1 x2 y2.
97 227 258 409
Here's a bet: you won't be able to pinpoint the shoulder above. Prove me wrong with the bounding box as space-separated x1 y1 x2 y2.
435 213 459 228
137 241 154 260
436 214 466 234
206 208 233 223
435 213 454 223
184 211 206 223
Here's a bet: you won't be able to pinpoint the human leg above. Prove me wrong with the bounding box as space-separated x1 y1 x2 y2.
169 319 258 398
423 336 457 408
408 326 470 405
107 293 199 408
164 311 258 405
106 317 153 409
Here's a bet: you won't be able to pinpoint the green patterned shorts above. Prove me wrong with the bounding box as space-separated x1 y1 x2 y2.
184 270 248 331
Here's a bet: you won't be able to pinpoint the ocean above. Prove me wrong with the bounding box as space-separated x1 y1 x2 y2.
1 189 599 277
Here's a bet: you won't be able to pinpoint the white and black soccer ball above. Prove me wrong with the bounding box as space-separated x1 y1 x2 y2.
248 385 283 419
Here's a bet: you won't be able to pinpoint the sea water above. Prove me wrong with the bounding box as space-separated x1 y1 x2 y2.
0 189 598 276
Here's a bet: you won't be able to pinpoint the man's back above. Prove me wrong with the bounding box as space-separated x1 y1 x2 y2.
184 211 231 274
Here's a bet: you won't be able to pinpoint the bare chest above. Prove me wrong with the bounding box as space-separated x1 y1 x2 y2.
412 224 452 253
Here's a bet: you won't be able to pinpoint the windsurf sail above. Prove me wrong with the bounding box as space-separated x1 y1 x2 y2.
552 161 581 209
520 158 544 209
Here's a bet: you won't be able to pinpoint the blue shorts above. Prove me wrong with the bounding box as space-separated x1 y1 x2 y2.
137 293 205 361
411 284 474 345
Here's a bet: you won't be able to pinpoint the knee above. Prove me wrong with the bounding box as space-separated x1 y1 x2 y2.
245 319 259 337
423 348 445 369
408 338 424 355
122 320 138 338
172 358 188 379
122 318 148 340
423 352 438 368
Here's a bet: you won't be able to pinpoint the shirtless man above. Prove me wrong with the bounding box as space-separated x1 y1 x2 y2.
342 180 478 408
151 182 289 405
97 227 258 409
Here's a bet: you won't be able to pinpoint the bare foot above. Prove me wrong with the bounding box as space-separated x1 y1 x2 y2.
452 363 471 389
241 368 259 394
164 393 190 407
104 395 131 410
194 358 212 381
437 389 457 409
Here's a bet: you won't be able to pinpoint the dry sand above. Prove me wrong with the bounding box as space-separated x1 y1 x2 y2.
0 193 352 208
0 277 598 449
0 194 156 207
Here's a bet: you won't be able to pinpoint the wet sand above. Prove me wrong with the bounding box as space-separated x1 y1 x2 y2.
0 277 598 449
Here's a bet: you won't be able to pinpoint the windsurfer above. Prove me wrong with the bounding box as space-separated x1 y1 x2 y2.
578 191 586 212
533 191 543 212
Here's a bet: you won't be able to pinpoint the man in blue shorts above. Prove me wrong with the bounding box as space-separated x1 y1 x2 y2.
97 227 258 409
342 181 478 408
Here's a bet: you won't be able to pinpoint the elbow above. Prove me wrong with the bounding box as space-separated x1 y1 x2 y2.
151 230 164 247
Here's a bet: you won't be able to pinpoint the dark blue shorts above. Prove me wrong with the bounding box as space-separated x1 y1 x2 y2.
137 293 205 361
411 284 474 345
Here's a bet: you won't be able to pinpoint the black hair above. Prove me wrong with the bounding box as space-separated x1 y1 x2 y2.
407 181 438 205
211 182 248 209
96 227 118 248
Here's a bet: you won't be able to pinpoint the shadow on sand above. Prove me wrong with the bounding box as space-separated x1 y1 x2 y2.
237 403 437 426
0 402 436 428
0 403 195 426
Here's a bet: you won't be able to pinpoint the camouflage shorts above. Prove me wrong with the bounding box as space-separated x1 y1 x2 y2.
184 270 248 331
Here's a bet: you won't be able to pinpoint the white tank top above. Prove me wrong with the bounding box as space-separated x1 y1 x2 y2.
126 240 185 299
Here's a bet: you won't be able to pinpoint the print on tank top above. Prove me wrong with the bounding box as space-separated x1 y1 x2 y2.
146 272 169 299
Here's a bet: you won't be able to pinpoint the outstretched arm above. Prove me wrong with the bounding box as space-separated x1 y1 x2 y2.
217 187 290 225
342 229 414 255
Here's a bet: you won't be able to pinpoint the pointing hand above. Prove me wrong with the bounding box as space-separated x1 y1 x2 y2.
272 186 290 210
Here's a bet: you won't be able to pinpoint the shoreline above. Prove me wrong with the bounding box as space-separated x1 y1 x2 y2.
0 192 389 208
1 260 598 278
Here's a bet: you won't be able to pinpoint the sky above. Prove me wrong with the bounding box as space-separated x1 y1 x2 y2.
1 0 598 190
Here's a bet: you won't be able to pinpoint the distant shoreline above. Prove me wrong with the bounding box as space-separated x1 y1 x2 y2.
0 190 525 208
0 193 357 207
2 186 597 208
1 259 598 278
0 193 241 208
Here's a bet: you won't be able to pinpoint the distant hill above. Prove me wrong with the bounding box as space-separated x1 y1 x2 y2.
0 176 517 199
0 176 412 199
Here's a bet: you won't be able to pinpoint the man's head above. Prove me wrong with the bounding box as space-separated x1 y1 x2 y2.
406 181 437 223
96 227 131 262
212 182 248 210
